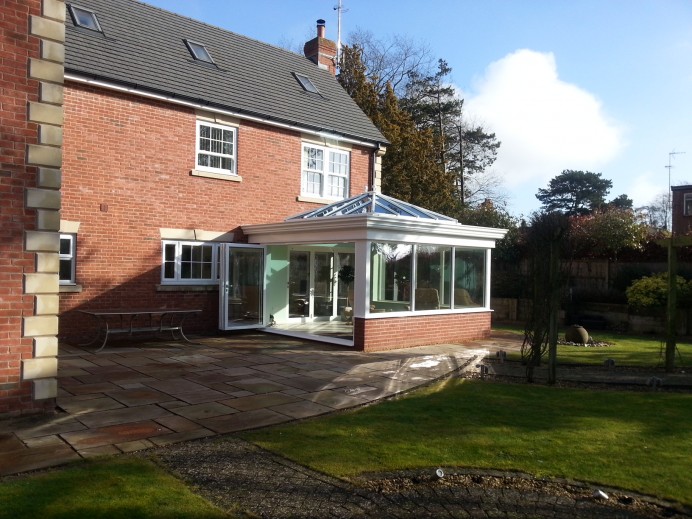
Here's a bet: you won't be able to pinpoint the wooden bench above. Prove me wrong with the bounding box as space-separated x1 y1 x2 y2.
78 309 202 352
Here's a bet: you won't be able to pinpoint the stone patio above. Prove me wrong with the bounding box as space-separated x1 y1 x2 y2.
0 331 508 476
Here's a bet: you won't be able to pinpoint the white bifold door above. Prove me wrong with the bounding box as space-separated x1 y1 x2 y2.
219 244 265 330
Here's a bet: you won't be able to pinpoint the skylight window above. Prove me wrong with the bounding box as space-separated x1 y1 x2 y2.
294 73 320 94
67 4 102 32
184 40 214 64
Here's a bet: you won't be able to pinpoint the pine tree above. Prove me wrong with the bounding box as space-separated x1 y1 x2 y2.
338 46 457 215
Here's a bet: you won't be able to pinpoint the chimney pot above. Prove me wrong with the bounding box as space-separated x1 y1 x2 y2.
304 19 337 75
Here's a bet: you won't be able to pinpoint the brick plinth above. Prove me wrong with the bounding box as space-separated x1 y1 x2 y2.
353 312 492 352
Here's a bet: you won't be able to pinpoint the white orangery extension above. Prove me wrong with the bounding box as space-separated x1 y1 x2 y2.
239 192 507 351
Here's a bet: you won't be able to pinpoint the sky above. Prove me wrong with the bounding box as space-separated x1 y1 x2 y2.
144 0 692 217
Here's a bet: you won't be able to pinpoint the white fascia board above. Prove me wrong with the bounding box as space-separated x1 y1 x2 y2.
243 214 507 248
64 73 380 149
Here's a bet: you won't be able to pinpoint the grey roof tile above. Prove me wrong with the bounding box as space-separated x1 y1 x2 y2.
64 0 386 144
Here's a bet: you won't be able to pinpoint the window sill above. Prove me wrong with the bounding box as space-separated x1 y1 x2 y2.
59 284 83 293
297 195 341 205
191 170 242 182
157 284 218 292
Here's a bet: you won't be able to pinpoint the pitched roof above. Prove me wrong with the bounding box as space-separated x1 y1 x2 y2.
64 0 386 145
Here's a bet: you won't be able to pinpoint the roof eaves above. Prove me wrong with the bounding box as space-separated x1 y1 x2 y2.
64 70 387 147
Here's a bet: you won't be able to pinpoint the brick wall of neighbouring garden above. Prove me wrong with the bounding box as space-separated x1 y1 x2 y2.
353 312 492 352
59 82 373 338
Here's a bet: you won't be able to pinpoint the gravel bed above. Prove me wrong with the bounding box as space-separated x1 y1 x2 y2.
143 435 691 519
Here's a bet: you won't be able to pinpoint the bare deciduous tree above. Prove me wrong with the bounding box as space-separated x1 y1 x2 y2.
348 28 434 96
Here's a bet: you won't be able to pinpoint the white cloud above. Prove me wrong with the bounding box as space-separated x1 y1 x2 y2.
464 49 625 195
627 174 668 209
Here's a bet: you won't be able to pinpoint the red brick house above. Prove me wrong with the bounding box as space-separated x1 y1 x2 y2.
0 0 505 416
671 185 692 235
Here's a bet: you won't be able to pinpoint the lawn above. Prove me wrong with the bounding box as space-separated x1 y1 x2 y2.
243 379 692 506
494 324 691 367
0 457 237 519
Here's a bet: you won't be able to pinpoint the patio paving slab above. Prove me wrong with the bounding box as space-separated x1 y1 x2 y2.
174 388 229 405
105 388 174 407
269 400 334 419
75 404 172 429
301 390 370 410
57 396 124 415
144 379 211 394
154 415 202 433
278 377 336 393
62 381 124 394
221 392 303 412
0 331 491 477
200 408 289 434
229 378 294 394
149 428 215 447
171 402 239 421
61 420 172 450
0 440 81 476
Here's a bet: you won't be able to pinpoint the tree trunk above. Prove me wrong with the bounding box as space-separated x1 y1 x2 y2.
548 240 559 384
666 239 677 372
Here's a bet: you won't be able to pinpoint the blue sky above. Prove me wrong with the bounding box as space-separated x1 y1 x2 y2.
145 0 692 217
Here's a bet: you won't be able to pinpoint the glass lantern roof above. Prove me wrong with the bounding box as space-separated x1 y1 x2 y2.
287 192 457 222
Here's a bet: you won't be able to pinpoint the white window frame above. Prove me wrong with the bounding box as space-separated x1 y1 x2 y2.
59 233 77 285
196 121 237 175
161 240 220 285
684 193 692 216
301 144 350 200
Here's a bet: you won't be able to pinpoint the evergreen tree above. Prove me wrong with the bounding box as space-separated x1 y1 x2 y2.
338 46 457 215
536 170 612 215
401 60 462 172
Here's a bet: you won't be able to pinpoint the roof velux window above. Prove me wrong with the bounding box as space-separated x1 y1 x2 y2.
185 40 214 64
294 73 320 94
67 4 102 32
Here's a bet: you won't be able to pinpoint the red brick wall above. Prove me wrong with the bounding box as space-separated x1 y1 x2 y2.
60 82 372 337
671 188 692 236
353 312 492 352
0 0 47 415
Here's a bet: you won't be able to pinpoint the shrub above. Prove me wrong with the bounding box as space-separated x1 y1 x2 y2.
626 273 692 311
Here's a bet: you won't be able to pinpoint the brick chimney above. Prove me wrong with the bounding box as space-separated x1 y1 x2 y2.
303 19 337 75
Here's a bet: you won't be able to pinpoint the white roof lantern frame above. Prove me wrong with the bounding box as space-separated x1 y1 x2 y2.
242 192 508 247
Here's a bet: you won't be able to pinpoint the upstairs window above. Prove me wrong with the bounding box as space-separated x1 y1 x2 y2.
184 39 214 64
59 234 77 284
196 121 237 175
162 241 219 285
67 4 102 32
685 193 692 216
301 144 350 200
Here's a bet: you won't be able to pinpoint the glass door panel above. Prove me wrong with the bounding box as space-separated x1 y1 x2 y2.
313 252 333 317
220 245 264 329
336 252 355 316
288 251 309 318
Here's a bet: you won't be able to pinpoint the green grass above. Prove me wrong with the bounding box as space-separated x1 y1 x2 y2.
0 457 235 519
243 380 692 505
493 324 691 367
